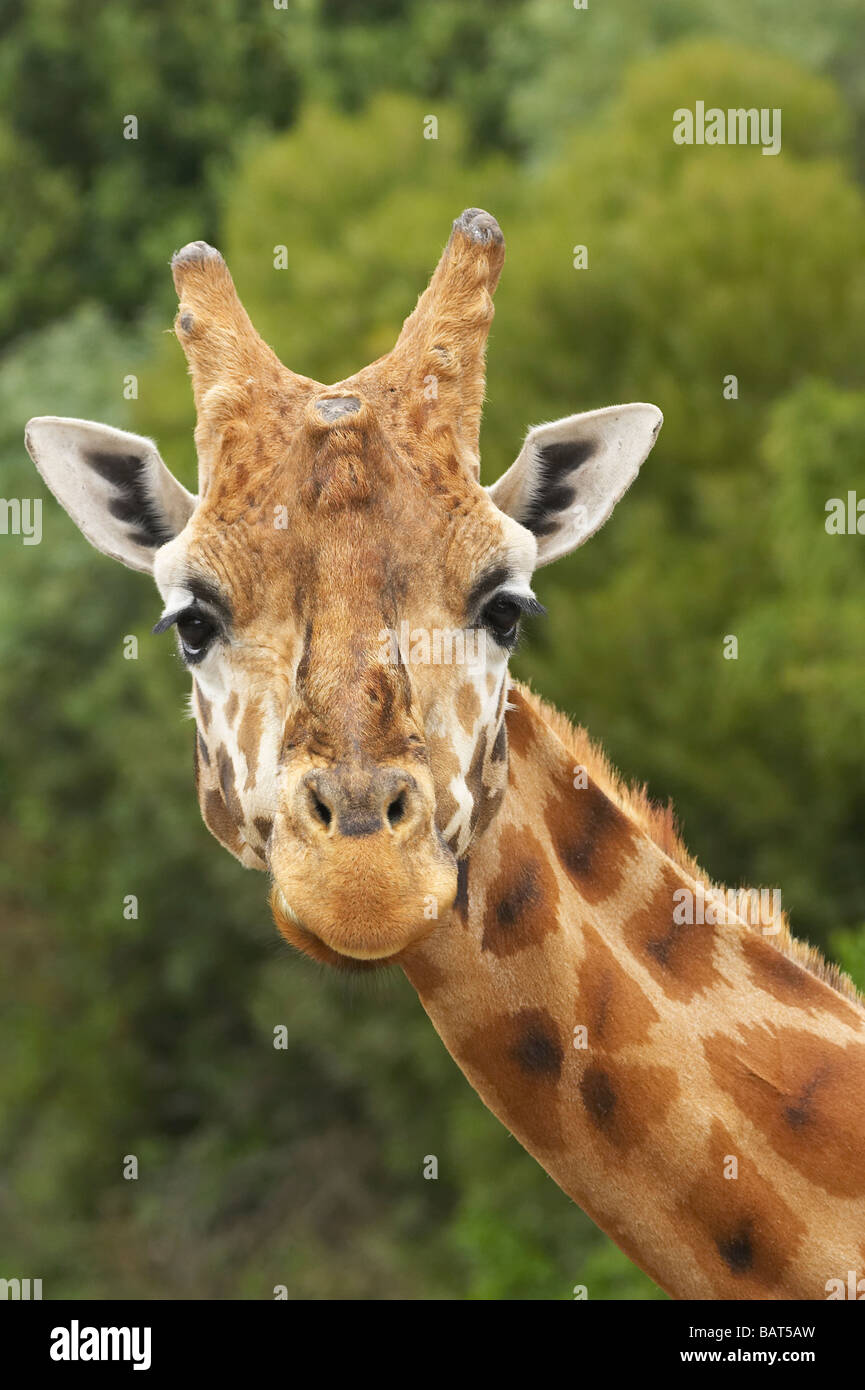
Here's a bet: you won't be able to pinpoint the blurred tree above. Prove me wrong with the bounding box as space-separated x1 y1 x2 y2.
0 121 80 341
0 0 301 339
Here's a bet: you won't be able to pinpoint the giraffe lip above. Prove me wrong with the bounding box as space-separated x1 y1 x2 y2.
268 830 456 966
271 886 406 964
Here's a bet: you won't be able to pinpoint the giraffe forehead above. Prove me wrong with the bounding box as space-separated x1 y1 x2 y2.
161 464 517 635
196 386 481 512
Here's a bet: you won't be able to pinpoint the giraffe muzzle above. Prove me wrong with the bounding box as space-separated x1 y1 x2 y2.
268 761 458 965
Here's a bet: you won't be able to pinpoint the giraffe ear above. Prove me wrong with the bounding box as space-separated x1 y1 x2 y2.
24 417 196 575
487 403 663 567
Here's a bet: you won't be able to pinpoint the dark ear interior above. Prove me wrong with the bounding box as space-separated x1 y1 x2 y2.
85 449 179 550
516 437 597 539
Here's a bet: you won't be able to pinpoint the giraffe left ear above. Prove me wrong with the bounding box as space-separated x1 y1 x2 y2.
24 417 196 574
487 403 662 567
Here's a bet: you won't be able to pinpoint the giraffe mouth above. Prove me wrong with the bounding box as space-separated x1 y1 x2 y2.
269 885 436 972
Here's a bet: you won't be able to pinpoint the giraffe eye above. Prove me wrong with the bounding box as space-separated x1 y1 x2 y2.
482 595 523 645
175 609 218 662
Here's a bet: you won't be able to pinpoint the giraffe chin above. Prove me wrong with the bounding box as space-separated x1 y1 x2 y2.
268 843 458 971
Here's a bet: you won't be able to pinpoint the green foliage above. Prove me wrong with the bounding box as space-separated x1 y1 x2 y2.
2 3 865 1302
0 0 301 340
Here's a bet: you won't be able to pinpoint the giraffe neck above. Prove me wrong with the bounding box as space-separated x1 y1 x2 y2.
402 683 865 1299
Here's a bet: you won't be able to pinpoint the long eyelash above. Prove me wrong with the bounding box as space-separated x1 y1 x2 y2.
510 594 547 619
485 592 548 624
152 604 206 636
153 609 184 636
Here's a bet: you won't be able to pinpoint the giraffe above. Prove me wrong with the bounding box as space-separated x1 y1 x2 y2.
25 209 865 1300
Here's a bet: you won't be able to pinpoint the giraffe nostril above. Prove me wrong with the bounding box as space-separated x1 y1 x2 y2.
387 791 406 829
309 789 333 830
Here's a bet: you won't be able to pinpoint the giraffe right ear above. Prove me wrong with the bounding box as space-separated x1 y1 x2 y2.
24 417 196 575
488 403 663 567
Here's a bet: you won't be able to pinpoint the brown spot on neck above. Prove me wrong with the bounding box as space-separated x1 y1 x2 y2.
742 933 864 1029
401 946 448 1001
622 863 719 1002
545 778 638 906
580 1065 616 1128
457 1007 566 1153
575 1056 678 1154
575 923 660 1051
704 1025 865 1198
675 1119 807 1296
717 1225 753 1275
481 825 560 957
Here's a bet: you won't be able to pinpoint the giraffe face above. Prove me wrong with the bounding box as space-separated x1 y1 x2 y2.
150 395 539 966
25 211 662 968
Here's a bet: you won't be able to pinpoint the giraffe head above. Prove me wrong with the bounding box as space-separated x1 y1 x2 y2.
25 210 661 968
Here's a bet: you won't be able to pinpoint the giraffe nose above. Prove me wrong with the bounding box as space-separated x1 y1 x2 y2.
298 767 424 840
